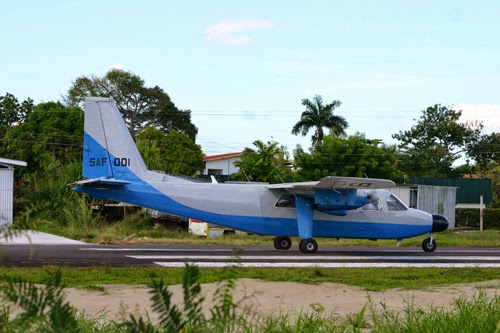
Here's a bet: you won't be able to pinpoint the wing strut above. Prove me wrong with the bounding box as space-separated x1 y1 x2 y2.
295 195 314 239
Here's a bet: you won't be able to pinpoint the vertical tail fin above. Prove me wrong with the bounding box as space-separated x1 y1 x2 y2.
83 97 148 181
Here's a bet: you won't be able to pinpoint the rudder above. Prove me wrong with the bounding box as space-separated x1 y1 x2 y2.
82 97 148 181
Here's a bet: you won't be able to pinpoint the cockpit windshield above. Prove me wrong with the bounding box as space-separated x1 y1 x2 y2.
386 194 408 211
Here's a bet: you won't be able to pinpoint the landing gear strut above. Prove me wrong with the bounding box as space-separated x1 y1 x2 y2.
273 236 292 250
299 238 318 253
422 236 437 252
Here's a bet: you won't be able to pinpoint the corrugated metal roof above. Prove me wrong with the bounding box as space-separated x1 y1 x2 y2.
0 157 27 167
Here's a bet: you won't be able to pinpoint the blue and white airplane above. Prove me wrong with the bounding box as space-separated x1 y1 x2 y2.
73 97 449 253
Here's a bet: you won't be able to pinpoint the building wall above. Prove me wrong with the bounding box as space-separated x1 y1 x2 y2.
0 167 14 227
410 177 491 204
417 185 457 229
390 185 457 229
204 157 241 175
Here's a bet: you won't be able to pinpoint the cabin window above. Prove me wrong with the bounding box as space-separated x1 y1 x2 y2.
362 197 382 211
386 194 408 211
275 193 296 208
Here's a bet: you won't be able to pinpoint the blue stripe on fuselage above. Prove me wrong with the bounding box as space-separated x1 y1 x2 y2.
73 179 432 240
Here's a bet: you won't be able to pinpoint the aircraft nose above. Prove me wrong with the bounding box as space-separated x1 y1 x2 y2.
432 214 449 232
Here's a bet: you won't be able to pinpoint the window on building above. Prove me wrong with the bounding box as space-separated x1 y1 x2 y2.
409 188 418 208
207 169 223 175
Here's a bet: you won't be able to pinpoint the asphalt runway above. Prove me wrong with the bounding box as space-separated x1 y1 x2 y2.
2 244 500 268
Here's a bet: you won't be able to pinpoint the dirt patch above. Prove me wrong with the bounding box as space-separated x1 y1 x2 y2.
64 279 500 323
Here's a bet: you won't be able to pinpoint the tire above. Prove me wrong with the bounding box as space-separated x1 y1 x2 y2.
273 236 292 250
422 237 437 252
299 238 318 253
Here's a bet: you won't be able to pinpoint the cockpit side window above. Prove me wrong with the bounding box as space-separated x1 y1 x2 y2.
386 194 408 211
275 193 296 208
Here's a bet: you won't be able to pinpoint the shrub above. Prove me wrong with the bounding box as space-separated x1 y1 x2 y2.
456 208 500 229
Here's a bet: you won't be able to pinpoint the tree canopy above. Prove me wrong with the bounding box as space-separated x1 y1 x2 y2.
3 101 83 174
392 104 483 177
136 126 204 176
64 69 198 140
291 95 348 145
467 132 500 170
232 140 291 183
294 133 401 181
0 93 33 128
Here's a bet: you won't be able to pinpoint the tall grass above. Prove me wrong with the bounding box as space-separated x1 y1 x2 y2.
62 196 104 235
1 265 499 332
370 291 500 333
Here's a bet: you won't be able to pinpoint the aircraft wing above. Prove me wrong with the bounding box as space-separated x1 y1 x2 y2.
268 176 396 228
267 176 395 191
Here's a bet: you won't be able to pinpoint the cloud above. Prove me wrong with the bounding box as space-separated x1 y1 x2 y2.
454 103 500 133
204 20 275 45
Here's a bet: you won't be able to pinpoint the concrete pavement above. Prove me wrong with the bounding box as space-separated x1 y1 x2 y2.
0 230 86 245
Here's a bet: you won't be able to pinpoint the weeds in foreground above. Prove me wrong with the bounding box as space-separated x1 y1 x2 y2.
0 269 81 332
1 265 499 332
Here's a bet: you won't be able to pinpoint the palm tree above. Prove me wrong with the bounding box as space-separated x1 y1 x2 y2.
291 95 348 145
233 140 291 183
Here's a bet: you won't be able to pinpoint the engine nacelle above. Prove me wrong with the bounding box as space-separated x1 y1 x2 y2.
314 189 367 215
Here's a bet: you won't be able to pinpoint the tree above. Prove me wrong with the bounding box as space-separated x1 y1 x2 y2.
136 126 204 176
3 101 83 174
392 104 483 177
467 132 500 170
291 95 348 145
0 93 34 155
232 140 291 183
294 133 401 181
0 93 33 128
64 69 198 140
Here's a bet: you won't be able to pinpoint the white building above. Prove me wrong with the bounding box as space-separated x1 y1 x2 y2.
0 158 27 227
203 152 243 176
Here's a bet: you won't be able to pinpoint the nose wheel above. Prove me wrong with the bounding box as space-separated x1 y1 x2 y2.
422 236 437 252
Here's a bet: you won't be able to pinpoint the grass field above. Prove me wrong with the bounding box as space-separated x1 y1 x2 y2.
1 265 499 291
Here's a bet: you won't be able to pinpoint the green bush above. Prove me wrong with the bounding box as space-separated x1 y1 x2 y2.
456 208 500 229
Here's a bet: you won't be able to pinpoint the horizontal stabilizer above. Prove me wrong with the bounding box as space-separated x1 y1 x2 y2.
268 176 395 191
70 177 131 186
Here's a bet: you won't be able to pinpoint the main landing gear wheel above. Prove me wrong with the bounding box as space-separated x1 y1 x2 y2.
273 236 292 250
299 238 318 253
422 237 437 252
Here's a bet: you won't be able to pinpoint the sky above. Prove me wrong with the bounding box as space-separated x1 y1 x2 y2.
1 1 499 158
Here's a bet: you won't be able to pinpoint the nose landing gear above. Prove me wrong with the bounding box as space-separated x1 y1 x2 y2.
422 235 437 252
